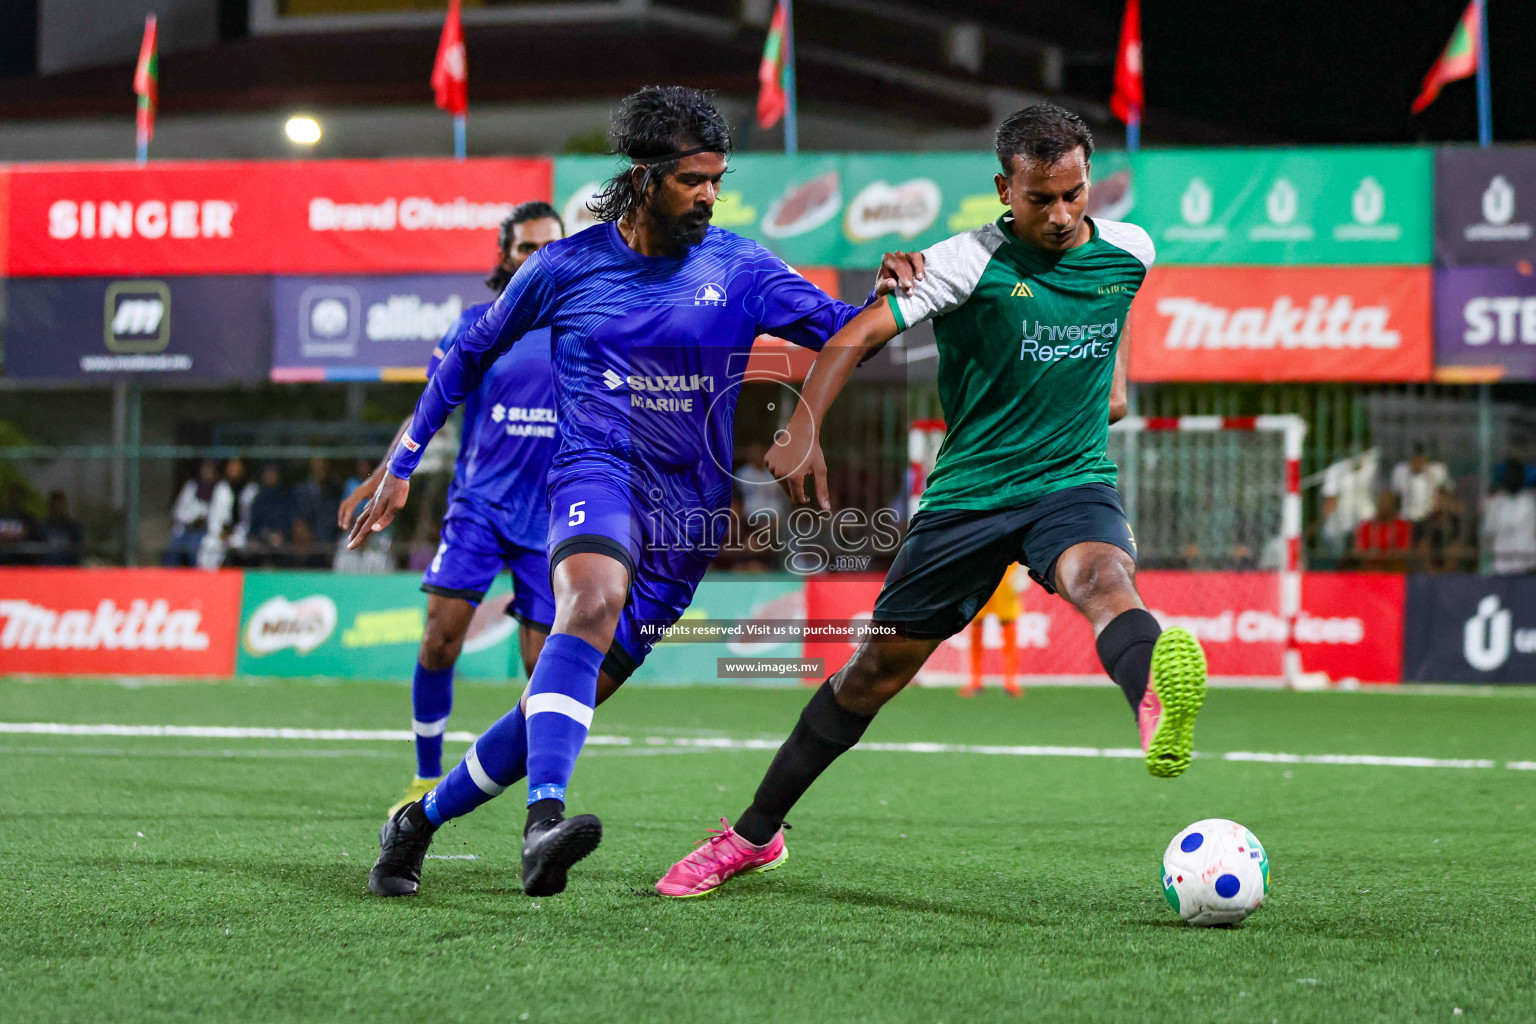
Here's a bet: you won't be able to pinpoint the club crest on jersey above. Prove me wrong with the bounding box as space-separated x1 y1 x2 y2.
693 282 728 306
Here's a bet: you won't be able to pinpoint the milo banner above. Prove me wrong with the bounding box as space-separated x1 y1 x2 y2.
1434 147 1536 267
237 571 520 682
1128 148 1431 265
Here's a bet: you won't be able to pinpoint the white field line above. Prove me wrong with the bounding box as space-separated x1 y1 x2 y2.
1 721 1532 772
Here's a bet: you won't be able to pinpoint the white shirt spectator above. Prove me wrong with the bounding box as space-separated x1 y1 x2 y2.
1391 456 1449 523
171 480 210 533
1320 450 1378 545
1482 490 1536 575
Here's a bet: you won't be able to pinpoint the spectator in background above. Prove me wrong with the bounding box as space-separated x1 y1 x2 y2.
1391 443 1449 531
200 457 256 570
1482 461 1536 576
735 441 789 532
245 464 295 566
40 491 84 565
165 460 218 566
293 456 339 547
1354 491 1413 571
0 483 40 565
1418 485 1469 573
334 458 393 574
1317 449 1378 565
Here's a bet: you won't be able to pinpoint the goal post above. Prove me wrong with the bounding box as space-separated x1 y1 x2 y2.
906 414 1310 687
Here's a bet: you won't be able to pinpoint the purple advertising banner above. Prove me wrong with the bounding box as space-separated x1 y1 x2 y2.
271 273 491 381
1435 148 1536 267
5 276 271 381
1434 266 1536 381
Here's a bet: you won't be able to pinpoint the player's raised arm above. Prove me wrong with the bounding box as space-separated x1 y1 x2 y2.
347 253 556 548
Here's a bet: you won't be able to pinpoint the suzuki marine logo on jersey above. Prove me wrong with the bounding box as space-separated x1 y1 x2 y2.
490 404 557 439
104 281 171 352
607 371 718 413
1019 319 1119 362
603 369 626 390
694 282 728 306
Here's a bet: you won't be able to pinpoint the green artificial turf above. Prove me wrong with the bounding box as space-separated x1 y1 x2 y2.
2 677 1534 1023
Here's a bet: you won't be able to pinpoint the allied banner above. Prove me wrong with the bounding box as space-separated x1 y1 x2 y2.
270 273 490 381
1403 574 1536 683
1128 148 1431 265
806 572 1404 684
1434 148 1536 267
4 158 551 277
1128 266 1433 382
1432 266 1536 381
5 275 272 380
0 568 242 676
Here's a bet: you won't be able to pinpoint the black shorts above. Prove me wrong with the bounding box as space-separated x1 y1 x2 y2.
872 482 1136 640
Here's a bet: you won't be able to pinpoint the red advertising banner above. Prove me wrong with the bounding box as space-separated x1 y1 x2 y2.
0 568 243 676
803 571 1404 684
4 158 551 277
1128 266 1432 382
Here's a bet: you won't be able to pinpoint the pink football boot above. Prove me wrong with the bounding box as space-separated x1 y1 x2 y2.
655 818 788 898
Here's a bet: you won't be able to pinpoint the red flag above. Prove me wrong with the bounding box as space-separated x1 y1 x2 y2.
432 0 468 117
133 14 158 145
1411 0 1480 114
1110 0 1142 125
757 0 789 129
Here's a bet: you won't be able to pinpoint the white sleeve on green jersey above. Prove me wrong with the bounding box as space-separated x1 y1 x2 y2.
888 222 1007 330
1094 217 1156 270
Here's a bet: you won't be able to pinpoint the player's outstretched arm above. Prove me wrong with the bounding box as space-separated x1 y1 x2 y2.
767 301 900 510
347 471 409 549
338 417 411 533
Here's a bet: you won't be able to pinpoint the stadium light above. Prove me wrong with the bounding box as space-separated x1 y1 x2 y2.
285 116 322 145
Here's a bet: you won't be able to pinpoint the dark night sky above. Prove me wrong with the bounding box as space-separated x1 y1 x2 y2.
1072 0 1536 144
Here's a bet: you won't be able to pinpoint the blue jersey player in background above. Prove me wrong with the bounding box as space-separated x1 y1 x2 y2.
339 201 564 819
354 86 921 899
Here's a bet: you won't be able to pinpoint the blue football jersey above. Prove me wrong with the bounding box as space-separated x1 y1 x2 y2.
391 222 864 517
427 303 556 551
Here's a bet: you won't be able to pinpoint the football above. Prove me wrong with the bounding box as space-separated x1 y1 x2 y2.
1161 819 1270 926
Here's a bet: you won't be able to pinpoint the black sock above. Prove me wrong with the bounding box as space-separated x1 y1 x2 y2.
734 682 873 846
525 798 564 835
1095 608 1161 712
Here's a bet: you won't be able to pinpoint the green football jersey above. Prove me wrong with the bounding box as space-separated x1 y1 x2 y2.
889 214 1154 512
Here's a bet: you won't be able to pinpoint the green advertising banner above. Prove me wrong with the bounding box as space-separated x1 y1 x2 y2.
236 571 521 682
1127 148 1431 265
556 148 1426 267
628 573 805 686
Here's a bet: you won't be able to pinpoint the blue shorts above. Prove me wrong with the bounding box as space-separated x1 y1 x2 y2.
421 500 556 632
545 469 718 683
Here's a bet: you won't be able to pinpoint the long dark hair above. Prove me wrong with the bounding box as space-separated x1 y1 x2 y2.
587 85 733 224
487 200 565 293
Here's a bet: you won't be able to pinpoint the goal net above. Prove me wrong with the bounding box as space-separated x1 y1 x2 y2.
909 415 1307 687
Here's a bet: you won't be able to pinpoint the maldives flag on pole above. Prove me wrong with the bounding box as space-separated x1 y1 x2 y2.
757 0 789 129
431 0 468 117
133 14 158 152
1411 0 1479 113
1109 0 1143 125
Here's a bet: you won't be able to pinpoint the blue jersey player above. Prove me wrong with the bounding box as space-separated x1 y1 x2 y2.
338 202 564 818
356 86 919 899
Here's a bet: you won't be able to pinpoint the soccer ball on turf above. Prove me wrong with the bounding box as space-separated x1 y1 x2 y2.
1161 818 1269 926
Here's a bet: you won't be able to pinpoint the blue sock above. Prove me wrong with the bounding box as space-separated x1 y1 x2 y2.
524 633 603 806
411 662 455 779
423 702 529 826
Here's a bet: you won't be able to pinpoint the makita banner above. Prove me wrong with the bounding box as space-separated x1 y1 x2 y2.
270 273 489 381
1404 574 1536 683
1129 266 1433 382
0 568 242 676
1127 148 1431 265
4 158 551 276
806 572 1404 684
1434 148 1536 267
5 275 272 381
1433 266 1536 381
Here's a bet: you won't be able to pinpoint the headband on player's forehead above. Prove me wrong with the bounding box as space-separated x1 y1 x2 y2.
630 145 725 166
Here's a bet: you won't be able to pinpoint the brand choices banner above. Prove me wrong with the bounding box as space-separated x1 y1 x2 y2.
1403 574 1536 683
1434 148 1536 267
6 275 273 381
270 273 490 381
0 568 242 676
1129 266 1433 382
1128 148 1431 265
4 158 550 277
805 572 1404 684
1432 266 1536 381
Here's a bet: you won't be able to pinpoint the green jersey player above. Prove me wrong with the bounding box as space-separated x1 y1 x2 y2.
656 103 1210 898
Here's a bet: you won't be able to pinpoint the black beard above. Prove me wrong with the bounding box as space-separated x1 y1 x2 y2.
651 205 711 253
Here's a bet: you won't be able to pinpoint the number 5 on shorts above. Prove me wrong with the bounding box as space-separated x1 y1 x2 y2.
568 500 586 526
